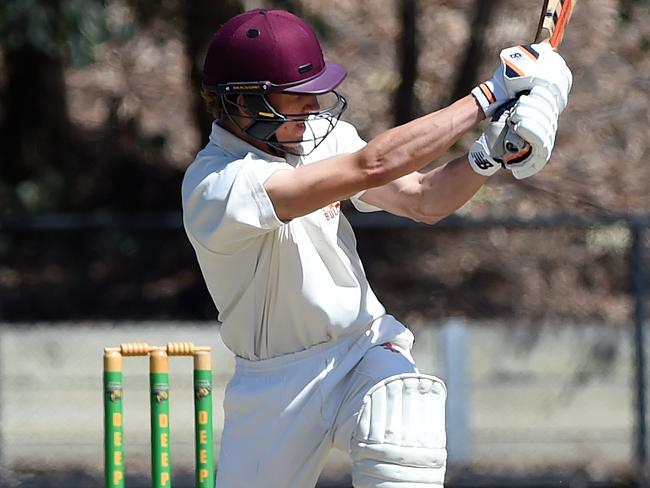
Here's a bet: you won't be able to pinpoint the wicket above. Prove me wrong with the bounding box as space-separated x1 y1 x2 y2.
103 342 215 488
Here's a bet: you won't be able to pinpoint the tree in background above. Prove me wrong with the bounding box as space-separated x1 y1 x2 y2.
183 0 243 145
449 0 504 104
124 0 243 146
392 0 503 123
394 0 419 125
0 0 111 214
0 0 247 216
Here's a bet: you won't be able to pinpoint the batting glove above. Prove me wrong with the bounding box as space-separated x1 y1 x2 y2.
468 108 510 177
502 84 560 179
471 42 572 118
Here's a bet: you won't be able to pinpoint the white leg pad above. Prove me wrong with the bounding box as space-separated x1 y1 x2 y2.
350 373 447 487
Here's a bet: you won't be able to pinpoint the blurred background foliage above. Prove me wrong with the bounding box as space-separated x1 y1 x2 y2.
0 0 241 215
0 0 649 321
0 0 648 216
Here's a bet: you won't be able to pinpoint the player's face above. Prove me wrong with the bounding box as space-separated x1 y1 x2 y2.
266 93 320 143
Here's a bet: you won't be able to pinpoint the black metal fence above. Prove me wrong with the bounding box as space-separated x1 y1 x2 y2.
1 210 649 487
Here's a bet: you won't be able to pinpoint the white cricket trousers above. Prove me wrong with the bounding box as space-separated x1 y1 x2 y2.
215 315 421 488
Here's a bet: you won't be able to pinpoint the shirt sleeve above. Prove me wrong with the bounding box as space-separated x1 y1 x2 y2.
349 191 383 213
183 155 293 253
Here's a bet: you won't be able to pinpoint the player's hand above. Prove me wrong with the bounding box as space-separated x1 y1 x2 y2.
471 43 572 118
469 83 560 178
502 85 559 179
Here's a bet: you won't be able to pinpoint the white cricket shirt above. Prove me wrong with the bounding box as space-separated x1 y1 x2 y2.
182 120 386 360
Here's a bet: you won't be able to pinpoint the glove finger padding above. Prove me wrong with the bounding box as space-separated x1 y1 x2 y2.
504 87 560 180
511 106 556 147
509 85 559 132
505 123 551 180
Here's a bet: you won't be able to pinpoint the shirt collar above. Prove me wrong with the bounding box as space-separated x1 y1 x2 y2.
209 122 287 163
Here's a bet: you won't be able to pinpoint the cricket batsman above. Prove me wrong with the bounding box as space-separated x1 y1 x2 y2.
182 8 572 487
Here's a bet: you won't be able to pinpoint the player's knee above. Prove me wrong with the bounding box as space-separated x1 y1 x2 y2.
350 374 447 487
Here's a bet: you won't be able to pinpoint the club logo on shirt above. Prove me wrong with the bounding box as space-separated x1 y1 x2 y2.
322 201 341 221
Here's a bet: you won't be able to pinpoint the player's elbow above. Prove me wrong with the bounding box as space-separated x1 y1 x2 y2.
409 205 447 225
356 146 400 189
409 184 450 225
416 212 446 225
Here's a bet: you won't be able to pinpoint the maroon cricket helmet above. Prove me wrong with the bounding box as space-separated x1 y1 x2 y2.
202 9 347 94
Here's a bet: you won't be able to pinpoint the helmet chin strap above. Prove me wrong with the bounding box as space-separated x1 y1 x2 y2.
265 134 289 158
241 95 285 141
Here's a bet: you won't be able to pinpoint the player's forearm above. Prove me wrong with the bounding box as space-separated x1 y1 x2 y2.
412 154 487 224
265 96 483 222
360 95 483 187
